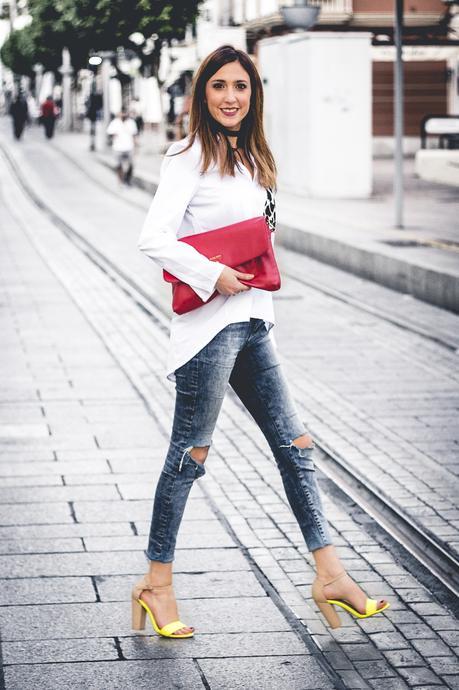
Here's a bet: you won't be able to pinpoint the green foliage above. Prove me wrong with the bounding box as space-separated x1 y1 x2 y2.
0 26 36 76
2 0 203 76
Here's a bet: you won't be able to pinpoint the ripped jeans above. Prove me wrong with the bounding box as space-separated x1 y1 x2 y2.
145 318 333 562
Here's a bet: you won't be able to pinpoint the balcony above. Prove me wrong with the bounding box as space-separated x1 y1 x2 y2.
243 0 353 32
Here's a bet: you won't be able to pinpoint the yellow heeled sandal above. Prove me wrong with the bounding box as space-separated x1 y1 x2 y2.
312 570 390 629
131 576 194 639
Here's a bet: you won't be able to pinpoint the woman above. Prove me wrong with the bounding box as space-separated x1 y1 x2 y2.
134 45 389 638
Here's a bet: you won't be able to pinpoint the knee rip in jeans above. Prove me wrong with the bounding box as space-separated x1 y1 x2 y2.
280 433 315 457
178 445 209 472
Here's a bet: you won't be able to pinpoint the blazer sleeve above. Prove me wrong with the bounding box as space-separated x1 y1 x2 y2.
137 140 224 302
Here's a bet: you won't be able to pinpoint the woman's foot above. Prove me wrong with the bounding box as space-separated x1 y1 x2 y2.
139 583 194 636
322 571 387 614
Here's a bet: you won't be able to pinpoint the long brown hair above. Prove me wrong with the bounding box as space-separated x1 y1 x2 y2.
171 45 277 189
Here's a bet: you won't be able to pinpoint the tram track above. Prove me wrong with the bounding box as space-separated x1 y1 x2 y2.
2 141 458 604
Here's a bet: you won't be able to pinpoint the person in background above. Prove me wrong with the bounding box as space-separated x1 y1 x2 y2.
26 94 40 125
9 93 29 140
130 97 144 135
40 95 59 139
107 110 138 186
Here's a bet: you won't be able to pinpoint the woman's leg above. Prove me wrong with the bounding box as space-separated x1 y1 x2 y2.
229 323 387 613
139 323 249 632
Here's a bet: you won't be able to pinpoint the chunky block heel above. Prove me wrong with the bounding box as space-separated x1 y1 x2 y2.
316 600 341 629
131 597 147 630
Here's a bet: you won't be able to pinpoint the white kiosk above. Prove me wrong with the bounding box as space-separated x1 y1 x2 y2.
258 32 373 198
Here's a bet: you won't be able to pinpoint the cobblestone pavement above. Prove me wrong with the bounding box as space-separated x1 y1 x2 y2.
0 127 458 689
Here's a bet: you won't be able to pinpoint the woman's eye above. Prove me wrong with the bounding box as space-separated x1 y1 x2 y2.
237 84 247 89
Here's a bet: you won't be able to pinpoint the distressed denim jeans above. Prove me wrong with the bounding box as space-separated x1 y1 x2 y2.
145 318 333 562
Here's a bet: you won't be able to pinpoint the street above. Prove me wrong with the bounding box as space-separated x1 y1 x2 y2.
0 120 458 690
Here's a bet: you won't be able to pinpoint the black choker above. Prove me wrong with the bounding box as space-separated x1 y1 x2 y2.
209 114 246 148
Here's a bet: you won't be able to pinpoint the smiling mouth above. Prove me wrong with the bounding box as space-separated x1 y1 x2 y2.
220 108 239 115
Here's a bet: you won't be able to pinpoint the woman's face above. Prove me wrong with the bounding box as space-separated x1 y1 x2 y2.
204 60 252 131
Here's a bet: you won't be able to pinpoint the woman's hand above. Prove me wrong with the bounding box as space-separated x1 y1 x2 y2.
215 266 254 296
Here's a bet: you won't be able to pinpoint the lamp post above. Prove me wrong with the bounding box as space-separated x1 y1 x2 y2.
98 51 116 147
88 56 102 151
59 47 73 131
394 0 404 228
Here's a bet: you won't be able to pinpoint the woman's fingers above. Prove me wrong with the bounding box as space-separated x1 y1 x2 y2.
215 267 255 295
234 272 254 280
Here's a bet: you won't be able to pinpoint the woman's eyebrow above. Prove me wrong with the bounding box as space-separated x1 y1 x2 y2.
210 78 249 84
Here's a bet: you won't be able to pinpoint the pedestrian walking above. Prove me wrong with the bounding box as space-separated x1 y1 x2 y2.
130 97 144 134
134 45 390 639
106 111 138 185
9 93 28 140
40 95 59 139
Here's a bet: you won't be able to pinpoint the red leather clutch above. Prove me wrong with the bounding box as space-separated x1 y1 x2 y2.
163 216 281 315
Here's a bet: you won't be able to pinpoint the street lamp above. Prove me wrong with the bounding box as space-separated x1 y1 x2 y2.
280 1 320 30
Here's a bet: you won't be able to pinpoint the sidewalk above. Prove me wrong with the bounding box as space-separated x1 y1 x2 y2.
1 120 459 688
0 147 336 689
63 122 459 314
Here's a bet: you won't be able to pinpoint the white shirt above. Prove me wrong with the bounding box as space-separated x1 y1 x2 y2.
107 117 138 152
137 135 276 380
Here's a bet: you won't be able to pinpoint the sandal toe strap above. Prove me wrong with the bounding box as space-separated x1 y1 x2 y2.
366 598 379 615
160 620 190 636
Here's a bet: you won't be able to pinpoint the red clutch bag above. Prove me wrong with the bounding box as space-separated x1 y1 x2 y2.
163 216 281 315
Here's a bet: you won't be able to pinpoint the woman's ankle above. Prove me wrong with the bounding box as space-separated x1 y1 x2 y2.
147 560 173 587
312 545 345 581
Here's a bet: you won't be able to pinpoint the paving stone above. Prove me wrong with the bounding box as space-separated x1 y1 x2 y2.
2 637 118 665
0 459 110 477
95 570 266 601
197 655 333 689
340 644 383 661
428 657 459 676
73 497 215 523
383 649 426 667
397 666 445 685
368 679 410 690
354 660 397 679
0 576 96 605
424 616 459 631
0 537 84 554
84 527 235 552
323 651 355 670
0 484 120 503
369 632 411 651
0 522 133 540
4 659 204 690
385 609 423 624
0 597 291 641
0 547 249 578
335 670 371 688
357 617 397 634
121 630 307 659
0 502 72 525
411 638 453 657
410 603 452 617
436 630 459 646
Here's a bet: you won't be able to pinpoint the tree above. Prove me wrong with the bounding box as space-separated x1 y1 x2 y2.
0 25 36 77
1 0 203 77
